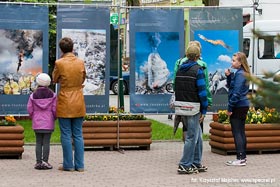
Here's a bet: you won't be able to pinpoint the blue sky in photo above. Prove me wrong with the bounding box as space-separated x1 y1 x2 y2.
194 30 239 75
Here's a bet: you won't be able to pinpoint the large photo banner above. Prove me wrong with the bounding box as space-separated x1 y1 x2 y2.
57 6 110 113
0 5 49 115
189 8 243 112
129 9 184 113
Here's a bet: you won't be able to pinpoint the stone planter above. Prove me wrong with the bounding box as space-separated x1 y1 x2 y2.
82 120 152 150
209 122 280 155
0 124 24 159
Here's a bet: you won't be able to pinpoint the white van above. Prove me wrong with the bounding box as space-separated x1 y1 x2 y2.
243 20 280 89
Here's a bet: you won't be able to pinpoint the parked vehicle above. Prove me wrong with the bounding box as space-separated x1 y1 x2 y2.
243 20 280 91
110 71 130 95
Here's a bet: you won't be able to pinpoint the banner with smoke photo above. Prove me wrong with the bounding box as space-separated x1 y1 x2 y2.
0 5 49 115
189 8 243 112
57 6 110 113
129 9 184 113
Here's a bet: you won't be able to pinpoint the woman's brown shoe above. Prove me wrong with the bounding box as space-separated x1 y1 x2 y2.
58 165 74 172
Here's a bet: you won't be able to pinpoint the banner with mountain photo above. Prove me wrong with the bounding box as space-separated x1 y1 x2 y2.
189 8 243 112
129 8 184 113
0 4 49 115
57 6 110 113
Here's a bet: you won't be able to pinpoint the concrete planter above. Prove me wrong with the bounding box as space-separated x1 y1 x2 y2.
0 124 24 158
82 120 152 150
209 122 280 155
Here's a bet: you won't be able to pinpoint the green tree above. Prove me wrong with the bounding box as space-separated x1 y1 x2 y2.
126 0 140 6
47 2 57 80
247 72 280 111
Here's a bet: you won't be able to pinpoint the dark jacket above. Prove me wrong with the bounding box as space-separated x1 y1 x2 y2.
226 68 250 112
175 60 208 115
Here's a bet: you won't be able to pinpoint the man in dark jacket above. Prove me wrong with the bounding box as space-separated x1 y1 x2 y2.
175 45 208 174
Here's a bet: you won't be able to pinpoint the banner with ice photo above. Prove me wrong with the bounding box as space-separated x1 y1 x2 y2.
129 9 184 113
0 4 49 115
57 6 110 113
189 8 243 112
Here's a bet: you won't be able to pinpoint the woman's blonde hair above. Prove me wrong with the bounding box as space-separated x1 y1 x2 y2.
233 52 251 76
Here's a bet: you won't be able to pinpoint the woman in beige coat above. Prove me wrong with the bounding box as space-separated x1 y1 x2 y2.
52 37 86 172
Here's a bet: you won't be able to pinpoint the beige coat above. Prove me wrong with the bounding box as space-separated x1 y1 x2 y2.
52 53 86 118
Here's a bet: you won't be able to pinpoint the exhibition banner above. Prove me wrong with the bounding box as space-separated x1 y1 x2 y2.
190 8 243 112
129 8 184 113
0 4 49 115
57 6 110 113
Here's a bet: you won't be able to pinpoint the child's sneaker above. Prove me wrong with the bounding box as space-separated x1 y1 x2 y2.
192 164 208 172
177 165 198 174
226 159 246 166
41 161 53 169
34 163 42 170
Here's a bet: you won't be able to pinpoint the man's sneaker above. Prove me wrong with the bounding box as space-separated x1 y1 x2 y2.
177 165 198 174
192 164 208 172
226 159 247 166
41 161 53 169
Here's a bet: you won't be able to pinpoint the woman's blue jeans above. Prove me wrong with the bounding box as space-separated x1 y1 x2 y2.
230 117 247 160
58 117 84 170
179 113 202 167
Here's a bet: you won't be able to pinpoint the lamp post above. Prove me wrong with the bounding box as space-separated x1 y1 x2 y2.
251 0 258 93
253 0 262 15
252 0 259 6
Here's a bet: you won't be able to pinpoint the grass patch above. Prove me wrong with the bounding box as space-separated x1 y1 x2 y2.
17 119 209 143
150 119 182 140
150 119 210 141
19 120 61 143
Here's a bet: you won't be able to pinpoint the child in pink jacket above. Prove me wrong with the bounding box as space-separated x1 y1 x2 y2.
27 73 57 170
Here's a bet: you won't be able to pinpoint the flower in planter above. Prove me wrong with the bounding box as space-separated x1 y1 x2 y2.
109 106 124 114
217 110 230 124
0 115 17 126
85 106 146 121
246 107 280 124
218 107 280 124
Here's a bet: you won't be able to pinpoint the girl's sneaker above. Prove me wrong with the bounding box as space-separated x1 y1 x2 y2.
226 159 247 166
41 161 53 169
34 163 42 170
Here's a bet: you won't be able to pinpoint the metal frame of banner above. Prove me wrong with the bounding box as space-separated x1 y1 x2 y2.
0 1 251 8
116 5 124 153
0 1 257 155
0 2 255 120
0 4 252 115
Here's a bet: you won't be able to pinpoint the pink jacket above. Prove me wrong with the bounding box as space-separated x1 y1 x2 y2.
27 90 57 131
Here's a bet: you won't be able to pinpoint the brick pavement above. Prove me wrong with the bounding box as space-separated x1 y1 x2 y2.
0 141 279 187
